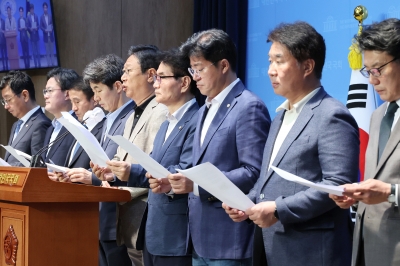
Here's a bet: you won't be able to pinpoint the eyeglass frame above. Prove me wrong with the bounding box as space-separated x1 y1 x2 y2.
0 92 21 106
360 57 399 78
152 74 183 84
188 62 216 78
43 88 62 96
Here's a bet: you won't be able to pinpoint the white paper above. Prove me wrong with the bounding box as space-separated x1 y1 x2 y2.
58 112 109 167
20 19 25 29
108 135 171 179
270 166 344 196
0 145 30 167
15 149 32 160
0 157 10 166
46 163 69 173
176 162 255 211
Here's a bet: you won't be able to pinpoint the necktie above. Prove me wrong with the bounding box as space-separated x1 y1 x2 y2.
12 120 23 143
378 101 399 162
70 142 81 162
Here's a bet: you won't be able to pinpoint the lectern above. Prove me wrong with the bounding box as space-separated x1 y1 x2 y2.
4 31 20 70
0 167 130 266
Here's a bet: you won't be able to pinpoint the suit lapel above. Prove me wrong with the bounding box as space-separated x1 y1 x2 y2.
129 98 158 143
192 106 206 165
46 126 68 159
11 109 42 148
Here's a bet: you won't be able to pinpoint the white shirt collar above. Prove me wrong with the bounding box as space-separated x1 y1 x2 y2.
276 87 321 114
205 78 240 108
166 98 196 122
19 106 40 123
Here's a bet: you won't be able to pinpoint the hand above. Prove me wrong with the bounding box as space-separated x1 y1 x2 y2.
65 168 93 184
222 203 249 222
343 179 391 205
247 201 278 228
56 172 70 183
101 181 112 188
106 160 131 181
168 173 193 194
146 172 172 194
48 172 58 181
90 161 114 182
329 192 356 209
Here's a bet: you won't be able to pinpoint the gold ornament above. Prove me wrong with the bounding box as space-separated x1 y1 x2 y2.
354 5 368 24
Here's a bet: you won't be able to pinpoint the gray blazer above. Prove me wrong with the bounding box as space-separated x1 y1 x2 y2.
248 88 359 266
352 102 400 266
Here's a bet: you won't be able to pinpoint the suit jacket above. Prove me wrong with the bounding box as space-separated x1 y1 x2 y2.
352 103 400 266
26 13 39 42
115 97 168 249
5 108 51 166
5 17 16 31
63 118 105 169
248 88 359 266
18 17 29 43
128 102 199 256
42 113 78 166
39 14 54 43
189 81 271 259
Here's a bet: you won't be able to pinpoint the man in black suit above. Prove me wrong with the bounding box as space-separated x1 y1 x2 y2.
0 71 51 165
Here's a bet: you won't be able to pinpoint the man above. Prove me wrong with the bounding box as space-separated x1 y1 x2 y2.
330 18 400 266
93 45 167 266
42 68 79 169
224 22 359 266
27 4 40 68
0 71 50 165
0 11 8 71
18 7 30 69
40 2 54 67
106 49 199 266
5 6 16 31
164 29 271 265
66 54 133 266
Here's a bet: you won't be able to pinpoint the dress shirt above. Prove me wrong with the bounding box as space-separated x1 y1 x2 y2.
194 78 240 196
17 106 41 135
102 100 133 143
268 87 320 170
47 110 74 156
164 98 196 143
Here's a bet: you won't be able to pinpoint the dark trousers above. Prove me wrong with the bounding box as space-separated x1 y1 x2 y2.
21 40 30 68
99 240 131 266
143 240 192 266
253 226 268 266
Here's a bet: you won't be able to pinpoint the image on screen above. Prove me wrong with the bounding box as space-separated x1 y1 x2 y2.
0 0 59 72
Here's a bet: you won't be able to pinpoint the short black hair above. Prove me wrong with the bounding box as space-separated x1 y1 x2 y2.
69 77 94 101
43 2 48 8
0 71 36 101
47 67 80 91
356 18 400 59
19 7 23 12
180 29 237 72
158 49 198 96
267 21 326 80
83 54 124 89
128 45 160 73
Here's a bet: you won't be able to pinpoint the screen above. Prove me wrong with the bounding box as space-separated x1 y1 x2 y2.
0 0 59 72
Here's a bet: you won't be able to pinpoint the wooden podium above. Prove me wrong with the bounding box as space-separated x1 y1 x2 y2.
0 167 130 266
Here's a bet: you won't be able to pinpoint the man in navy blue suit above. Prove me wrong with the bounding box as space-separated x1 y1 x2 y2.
105 49 199 266
1 71 51 165
65 54 133 266
165 29 271 265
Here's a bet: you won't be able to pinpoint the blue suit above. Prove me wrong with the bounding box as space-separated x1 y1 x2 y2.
128 102 199 260
5 108 51 166
248 88 359 266
189 81 271 259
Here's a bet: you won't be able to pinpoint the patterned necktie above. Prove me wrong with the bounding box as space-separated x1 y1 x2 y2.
378 101 399 162
12 120 23 143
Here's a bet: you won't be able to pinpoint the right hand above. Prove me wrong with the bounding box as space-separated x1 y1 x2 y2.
222 203 249 222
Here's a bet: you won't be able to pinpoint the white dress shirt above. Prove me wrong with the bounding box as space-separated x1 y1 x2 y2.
102 100 133 143
164 98 196 143
16 106 41 135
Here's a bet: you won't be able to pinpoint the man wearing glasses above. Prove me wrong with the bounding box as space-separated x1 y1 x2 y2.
330 18 400 266
0 71 50 166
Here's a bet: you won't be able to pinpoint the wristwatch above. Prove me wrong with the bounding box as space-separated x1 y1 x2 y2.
388 184 396 203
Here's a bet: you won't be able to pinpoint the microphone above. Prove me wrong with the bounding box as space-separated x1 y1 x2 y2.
30 116 88 168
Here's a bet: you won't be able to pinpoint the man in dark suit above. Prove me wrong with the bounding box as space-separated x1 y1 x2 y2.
224 22 359 266
42 68 79 177
0 13 8 71
18 7 30 69
105 49 199 266
40 2 54 67
166 29 271 265
0 71 51 166
26 3 40 68
65 54 133 266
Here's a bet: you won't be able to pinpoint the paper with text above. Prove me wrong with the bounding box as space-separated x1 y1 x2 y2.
0 145 30 167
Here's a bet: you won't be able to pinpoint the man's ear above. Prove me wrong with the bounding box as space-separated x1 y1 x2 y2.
303 59 315 77
21 89 30 102
147 68 157 83
220 59 231 74
114 81 123 93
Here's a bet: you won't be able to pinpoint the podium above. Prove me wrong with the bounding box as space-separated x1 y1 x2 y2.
4 31 20 70
0 167 130 266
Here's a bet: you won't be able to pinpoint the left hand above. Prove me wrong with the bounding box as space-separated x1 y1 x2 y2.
168 173 193 194
65 168 93 184
106 160 131 181
343 179 391 205
247 201 278 228
90 161 114 182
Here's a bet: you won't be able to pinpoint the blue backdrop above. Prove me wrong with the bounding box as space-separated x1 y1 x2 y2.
246 0 397 118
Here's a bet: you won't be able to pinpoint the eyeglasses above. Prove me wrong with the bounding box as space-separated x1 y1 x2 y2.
360 57 398 78
188 62 215 78
43 88 61 96
152 74 183 84
122 68 142 76
0 93 20 106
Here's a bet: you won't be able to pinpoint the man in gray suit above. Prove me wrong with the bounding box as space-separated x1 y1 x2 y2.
330 18 400 266
224 22 359 266
0 71 51 165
